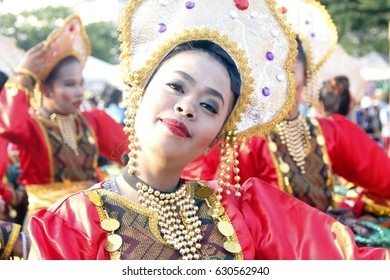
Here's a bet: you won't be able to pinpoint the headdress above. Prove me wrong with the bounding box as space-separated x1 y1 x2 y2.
119 0 297 142
34 14 90 82
14 14 91 111
275 0 338 108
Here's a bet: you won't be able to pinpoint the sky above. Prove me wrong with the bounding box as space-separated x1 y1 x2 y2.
0 0 123 23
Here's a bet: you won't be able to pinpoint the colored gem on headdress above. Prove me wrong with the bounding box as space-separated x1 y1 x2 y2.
311 32 316 38
262 87 270 97
69 24 75 32
185 1 195 9
157 23 167 33
249 108 260 120
266 51 274 61
305 20 310 25
229 10 238 19
159 0 168 7
234 0 249 10
280 6 288 14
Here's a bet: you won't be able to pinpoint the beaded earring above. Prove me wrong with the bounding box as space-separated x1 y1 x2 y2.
216 130 241 203
123 75 143 175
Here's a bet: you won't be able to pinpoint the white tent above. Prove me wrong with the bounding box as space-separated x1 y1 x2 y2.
358 51 390 81
83 56 125 94
318 44 367 101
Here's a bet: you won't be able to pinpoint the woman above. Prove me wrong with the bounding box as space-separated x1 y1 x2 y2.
0 15 128 231
27 0 389 260
319 75 351 117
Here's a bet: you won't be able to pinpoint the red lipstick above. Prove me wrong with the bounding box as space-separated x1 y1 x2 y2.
161 118 190 138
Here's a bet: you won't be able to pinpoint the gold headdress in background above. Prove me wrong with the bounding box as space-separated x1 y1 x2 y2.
15 14 91 111
275 0 338 108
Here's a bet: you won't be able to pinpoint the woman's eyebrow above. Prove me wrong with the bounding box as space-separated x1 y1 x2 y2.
175 70 225 105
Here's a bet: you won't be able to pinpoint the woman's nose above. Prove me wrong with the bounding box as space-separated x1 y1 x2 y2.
174 100 196 119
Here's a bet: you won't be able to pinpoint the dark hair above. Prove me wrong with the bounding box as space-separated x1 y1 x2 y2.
296 36 307 85
44 56 80 85
147 40 241 109
0 71 8 89
319 75 351 116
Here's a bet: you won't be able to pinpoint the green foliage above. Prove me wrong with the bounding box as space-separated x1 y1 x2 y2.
0 5 120 64
321 0 390 56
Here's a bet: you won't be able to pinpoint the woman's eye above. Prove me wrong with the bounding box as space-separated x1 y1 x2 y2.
201 102 218 114
167 82 184 93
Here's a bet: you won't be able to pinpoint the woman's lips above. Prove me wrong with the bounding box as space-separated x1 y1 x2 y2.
160 118 190 138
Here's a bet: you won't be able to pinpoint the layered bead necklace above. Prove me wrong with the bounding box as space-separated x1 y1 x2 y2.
276 113 311 174
123 171 203 260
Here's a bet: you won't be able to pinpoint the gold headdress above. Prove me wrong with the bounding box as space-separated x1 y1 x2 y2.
15 14 91 111
119 0 297 142
34 14 90 82
275 0 338 108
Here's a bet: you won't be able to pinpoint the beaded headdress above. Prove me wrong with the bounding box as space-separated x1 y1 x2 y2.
275 0 338 108
119 0 297 142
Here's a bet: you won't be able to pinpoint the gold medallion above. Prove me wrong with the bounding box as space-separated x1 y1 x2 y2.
87 191 103 206
279 162 290 174
268 141 277 152
223 240 242 253
105 234 123 252
310 118 319 126
195 186 213 199
101 218 120 232
323 155 329 164
217 221 235 237
88 134 96 144
316 135 325 146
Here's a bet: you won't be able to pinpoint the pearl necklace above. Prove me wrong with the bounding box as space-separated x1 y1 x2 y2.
276 114 311 174
49 112 79 156
125 172 203 260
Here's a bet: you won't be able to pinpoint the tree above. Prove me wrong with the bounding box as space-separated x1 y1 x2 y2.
0 5 120 64
321 0 390 57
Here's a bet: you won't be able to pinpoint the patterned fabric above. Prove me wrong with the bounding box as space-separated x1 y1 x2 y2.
267 117 334 212
35 113 98 182
100 181 237 260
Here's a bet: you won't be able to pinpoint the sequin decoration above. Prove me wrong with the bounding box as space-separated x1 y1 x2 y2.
249 108 260 120
185 1 195 9
159 0 168 7
229 10 238 19
249 11 259 19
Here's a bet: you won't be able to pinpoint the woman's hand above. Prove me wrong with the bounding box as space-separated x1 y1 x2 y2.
16 42 48 78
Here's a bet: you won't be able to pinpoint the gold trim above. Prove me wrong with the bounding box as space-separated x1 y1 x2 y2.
0 223 21 260
197 181 244 260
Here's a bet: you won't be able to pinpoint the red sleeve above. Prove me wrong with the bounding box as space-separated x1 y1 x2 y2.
28 185 109 260
0 85 33 147
226 178 390 259
182 137 278 187
319 114 390 198
82 109 129 166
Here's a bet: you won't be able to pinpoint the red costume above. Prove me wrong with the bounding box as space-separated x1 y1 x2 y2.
28 178 389 259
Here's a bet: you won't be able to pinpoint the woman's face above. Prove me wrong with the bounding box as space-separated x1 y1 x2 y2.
43 60 84 115
135 50 234 164
288 60 306 118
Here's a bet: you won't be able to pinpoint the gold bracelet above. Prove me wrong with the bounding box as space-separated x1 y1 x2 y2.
14 67 39 83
